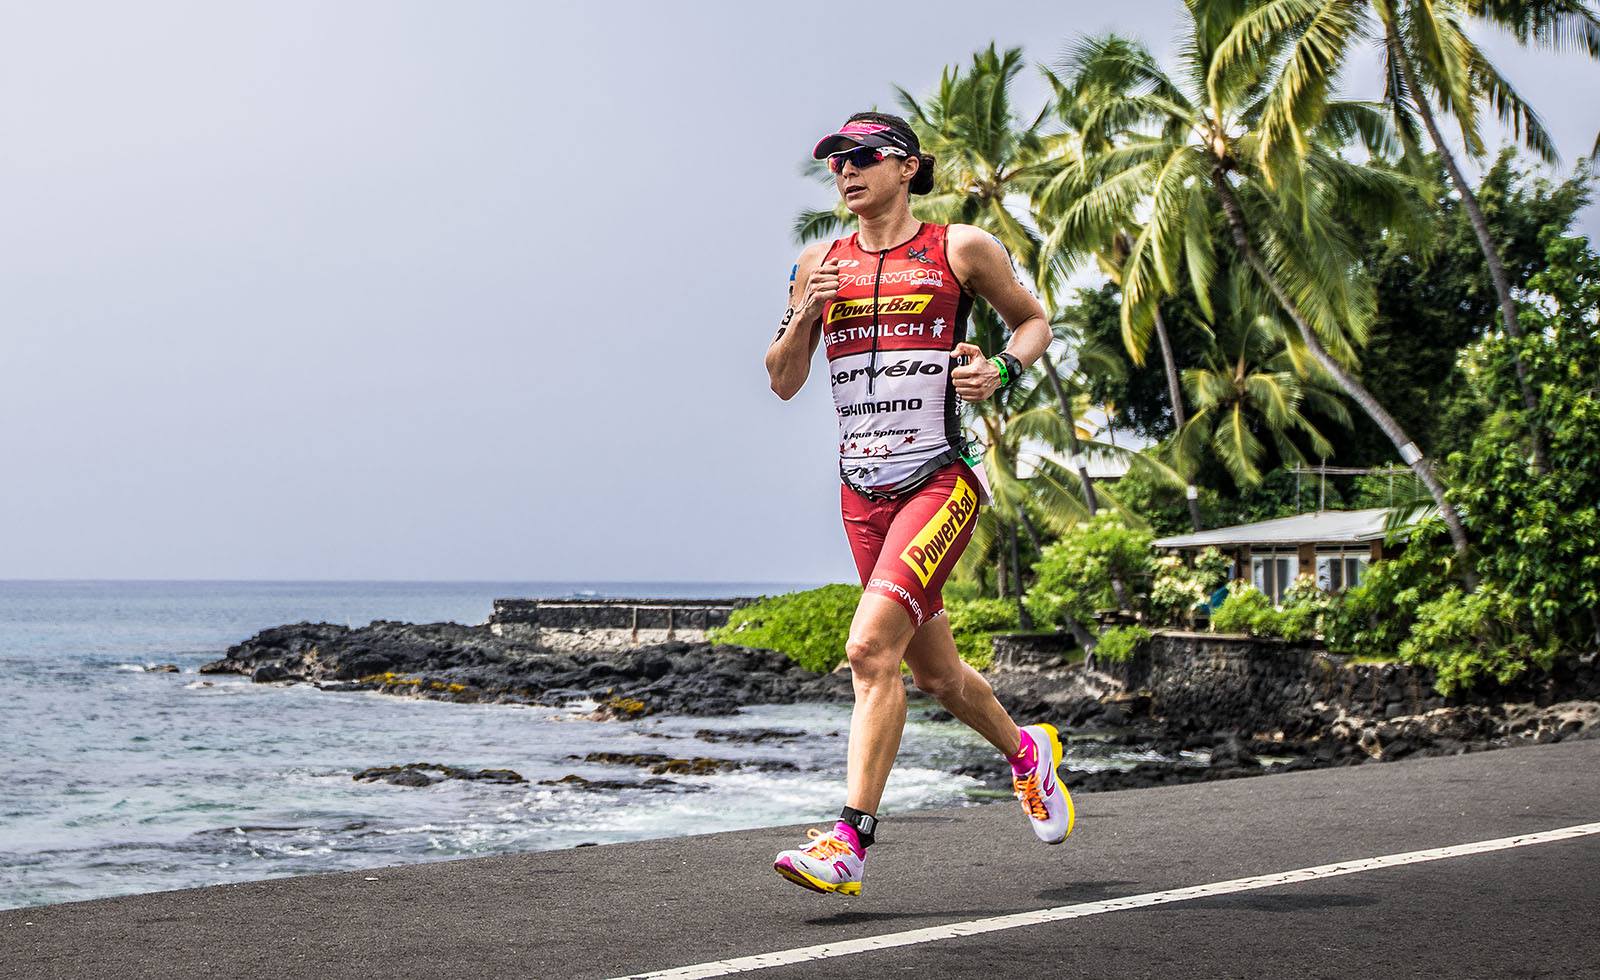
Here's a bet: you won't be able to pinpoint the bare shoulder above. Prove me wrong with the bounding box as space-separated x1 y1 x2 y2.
945 223 1011 283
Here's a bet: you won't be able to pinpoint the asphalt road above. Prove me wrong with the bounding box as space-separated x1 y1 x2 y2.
4 739 1598 980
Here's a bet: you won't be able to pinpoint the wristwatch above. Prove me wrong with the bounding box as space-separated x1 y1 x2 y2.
990 351 1024 389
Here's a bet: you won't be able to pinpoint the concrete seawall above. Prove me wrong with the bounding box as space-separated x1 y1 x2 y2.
1097 630 1600 736
988 628 1600 738
488 598 754 653
1101 631 1438 735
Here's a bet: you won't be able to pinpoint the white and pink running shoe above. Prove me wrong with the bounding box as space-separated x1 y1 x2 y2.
773 827 865 896
1013 723 1075 844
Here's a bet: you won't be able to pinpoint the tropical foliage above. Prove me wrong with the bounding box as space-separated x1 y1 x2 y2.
708 584 862 673
776 2 1599 692
709 584 1023 672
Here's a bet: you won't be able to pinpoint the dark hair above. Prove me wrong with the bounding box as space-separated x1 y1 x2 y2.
846 110 936 196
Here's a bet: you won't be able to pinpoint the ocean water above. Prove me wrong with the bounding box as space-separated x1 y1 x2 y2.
0 580 1178 912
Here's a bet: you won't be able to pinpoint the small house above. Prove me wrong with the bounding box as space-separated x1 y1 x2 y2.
1153 508 1409 603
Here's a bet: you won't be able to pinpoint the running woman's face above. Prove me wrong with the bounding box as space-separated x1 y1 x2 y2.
833 147 914 215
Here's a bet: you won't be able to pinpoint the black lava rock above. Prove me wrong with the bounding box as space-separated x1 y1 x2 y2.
199 621 854 718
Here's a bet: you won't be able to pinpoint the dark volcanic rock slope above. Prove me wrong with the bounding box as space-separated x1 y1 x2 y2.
199 621 851 717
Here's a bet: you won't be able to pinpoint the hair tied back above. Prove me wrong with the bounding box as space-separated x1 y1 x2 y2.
911 153 936 195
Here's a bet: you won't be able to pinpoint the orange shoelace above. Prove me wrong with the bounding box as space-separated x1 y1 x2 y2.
1013 773 1050 821
803 828 853 859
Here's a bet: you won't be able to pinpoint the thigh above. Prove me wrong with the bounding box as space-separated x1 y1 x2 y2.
841 483 893 587
901 614 964 686
865 464 981 627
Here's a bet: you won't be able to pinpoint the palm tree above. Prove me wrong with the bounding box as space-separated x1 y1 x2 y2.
1035 62 1208 530
958 304 1102 626
1054 2 1476 569
1217 0 1600 475
887 45 1127 528
1174 273 1353 489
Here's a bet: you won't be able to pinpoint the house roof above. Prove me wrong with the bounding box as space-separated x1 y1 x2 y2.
1153 508 1406 549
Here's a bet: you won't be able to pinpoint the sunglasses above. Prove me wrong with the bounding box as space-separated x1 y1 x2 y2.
827 145 908 174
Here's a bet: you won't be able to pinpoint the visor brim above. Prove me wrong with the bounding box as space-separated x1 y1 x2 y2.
811 132 896 160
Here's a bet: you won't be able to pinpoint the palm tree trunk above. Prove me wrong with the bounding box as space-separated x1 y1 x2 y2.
1112 230 1203 530
1039 350 1133 610
1016 510 1052 637
996 529 1009 601
1019 507 1044 553
1007 522 1033 629
1386 26 1548 475
1210 167 1476 577
1154 307 1205 530
1038 351 1101 515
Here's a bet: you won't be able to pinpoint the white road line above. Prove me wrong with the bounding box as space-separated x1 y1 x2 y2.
611 821 1600 980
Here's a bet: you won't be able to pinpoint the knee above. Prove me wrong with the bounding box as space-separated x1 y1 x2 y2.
913 662 980 702
845 633 900 686
911 667 961 701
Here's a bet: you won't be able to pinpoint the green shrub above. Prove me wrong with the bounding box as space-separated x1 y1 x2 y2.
1211 583 1279 636
707 585 1016 675
1025 514 1155 633
1148 555 1211 627
1095 625 1151 662
708 584 860 673
945 597 1019 670
1323 521 1454 660
1398 585 1560 695
1275 574 1331 641
1194 547 1232 589
939 578 984 604
1451 233 1600 654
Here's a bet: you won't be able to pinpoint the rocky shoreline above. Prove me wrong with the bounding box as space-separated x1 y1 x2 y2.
199 620 854 718
200 619 1600 797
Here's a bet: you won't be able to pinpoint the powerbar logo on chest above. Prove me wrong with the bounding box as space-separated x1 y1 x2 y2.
900 478 979 586
826 294 933 324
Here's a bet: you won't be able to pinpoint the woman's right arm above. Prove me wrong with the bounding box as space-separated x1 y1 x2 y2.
765 242 838 400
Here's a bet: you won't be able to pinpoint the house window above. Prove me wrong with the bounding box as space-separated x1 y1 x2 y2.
1250 552 1298 604
1315 550 1369 593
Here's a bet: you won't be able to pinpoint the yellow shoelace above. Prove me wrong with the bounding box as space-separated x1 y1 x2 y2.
1013 772 1049 821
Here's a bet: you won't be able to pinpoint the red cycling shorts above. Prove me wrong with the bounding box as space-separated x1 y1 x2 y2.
840 461 982 628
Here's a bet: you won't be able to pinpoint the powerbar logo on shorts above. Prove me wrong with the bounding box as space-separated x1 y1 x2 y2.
900 478 979 587
826 294 932 324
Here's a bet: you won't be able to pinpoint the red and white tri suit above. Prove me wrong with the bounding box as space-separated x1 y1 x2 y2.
820 222 990 627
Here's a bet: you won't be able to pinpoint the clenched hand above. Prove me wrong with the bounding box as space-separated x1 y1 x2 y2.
796 260 841 325
950 342 1002 401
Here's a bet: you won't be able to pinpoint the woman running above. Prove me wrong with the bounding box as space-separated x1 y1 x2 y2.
763 112 1073 896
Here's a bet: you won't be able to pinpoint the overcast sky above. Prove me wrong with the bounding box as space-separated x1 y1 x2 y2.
2 1 1595 582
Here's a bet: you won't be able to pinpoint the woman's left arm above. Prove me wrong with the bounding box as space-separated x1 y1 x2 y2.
946 225 1053 402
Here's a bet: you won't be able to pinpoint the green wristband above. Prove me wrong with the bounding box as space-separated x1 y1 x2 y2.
988 355 1010 388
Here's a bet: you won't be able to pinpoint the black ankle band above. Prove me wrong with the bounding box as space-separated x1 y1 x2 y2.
839 806 878 848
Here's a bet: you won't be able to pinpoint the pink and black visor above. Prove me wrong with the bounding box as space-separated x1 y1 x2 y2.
812 119 919 159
